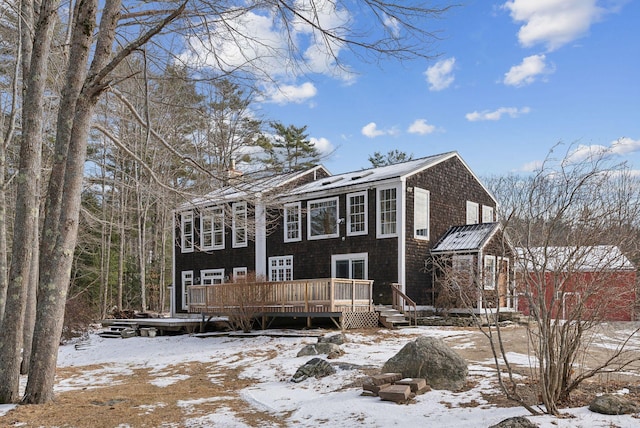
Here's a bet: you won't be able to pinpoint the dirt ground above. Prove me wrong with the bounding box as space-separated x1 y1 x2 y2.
2 323 639 427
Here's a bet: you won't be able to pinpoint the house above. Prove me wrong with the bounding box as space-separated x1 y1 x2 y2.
171 151 510 317
516 245 637 321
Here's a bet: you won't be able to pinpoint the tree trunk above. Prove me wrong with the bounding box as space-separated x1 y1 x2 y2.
0 0 57 404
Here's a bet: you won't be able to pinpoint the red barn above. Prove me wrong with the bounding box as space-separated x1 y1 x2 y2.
516 246 637 321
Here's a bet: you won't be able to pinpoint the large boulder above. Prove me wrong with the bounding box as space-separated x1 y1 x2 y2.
291 358 335 383
297 342 344 358
381 336 468 391
489 416 538 428
589 394 640 415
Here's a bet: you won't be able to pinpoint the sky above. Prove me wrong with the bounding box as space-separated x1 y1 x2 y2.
181 0 639 177
3 325 640 426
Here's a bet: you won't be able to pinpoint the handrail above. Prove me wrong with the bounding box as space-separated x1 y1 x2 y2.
390 283 417 326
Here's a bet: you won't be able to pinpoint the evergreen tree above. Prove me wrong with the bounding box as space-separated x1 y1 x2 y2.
257 122 320 173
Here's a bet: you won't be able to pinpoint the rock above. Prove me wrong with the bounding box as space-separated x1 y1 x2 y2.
381 336 468 391
291 358 336 383
297 342 343 357
589 394 640 415
378 384 411 403
318 333 347 345
489 416 538 428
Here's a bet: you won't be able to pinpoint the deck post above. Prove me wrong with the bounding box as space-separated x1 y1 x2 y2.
351 279 356 311
330 278 335 311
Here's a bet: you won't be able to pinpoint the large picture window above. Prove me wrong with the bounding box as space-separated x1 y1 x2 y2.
377 187 397 238
284 202 302 242
414 188 430 240
201 207 224 250
307 197 339 240
269 256 293 281
347 192 367 236
181 212 194 253
232 202 248 248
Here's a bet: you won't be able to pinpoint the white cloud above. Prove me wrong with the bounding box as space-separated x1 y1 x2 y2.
503 54 554 86
465 106 531 122
407 119 436 135
520 159 544 172
310 137 334 156
179 1 354 104
502 0 605 51
425 57 456 91
567 137 640 163
361 122 399 138
263 82 317 104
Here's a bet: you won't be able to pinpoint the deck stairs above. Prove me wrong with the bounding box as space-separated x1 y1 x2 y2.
375 305 412 329
99 322 138 338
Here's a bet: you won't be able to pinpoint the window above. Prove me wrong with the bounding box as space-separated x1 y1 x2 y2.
377 186 397 237
201 207 224 250
201 269 225 285
232 202 248 248
483 255 496 290
284 202 302 242
466 201 479 225
233 267 248 283
269 256 293 281
181 270 193 310
414 188 430 240
181 212 194 253
451 255 474 288
347 192 367 236
308 197 339 240
482 205 494 223
332 253 368 279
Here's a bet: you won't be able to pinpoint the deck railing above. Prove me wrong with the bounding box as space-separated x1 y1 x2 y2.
188 278 374 314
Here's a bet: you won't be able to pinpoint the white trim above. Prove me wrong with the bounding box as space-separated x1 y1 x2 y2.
482 205 494 223
466 201 479 225
181 211 194 253
414 188 430 240
201 206 225 251
181 270 194 310
284 202 302 242
232 201 248 248
377 184 399 238
201 268 225 285
268 255 293 281
346 191 368 236
398 180 406 290
307 197 339 240
255 201 267 278
233 267 248 282
331 252 369 279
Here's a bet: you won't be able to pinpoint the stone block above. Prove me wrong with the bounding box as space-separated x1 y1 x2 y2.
395 378 428 393
378 384 411 403
362 382 391 395
369 373 403 386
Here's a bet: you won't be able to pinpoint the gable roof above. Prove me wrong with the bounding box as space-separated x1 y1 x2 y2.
516 245 636 272
431 222 502 254
287 151 496 202
179 165 330 209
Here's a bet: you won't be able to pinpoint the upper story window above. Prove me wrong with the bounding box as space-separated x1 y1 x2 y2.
414 188 430 240
284 202 302 242
181 211 194 253
201 206 224 250
377 186 397 238
482 205 494 223
232 202 248 248
347 191 367 236
308 197 339 240
466 201 479 225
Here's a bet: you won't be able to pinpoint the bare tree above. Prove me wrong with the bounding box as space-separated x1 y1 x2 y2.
478 144 640 415
1 0 454 405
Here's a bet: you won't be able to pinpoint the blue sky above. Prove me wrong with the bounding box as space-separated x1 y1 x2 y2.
182 0 639 177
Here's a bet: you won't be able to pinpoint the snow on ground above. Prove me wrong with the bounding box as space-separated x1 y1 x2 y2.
1 326 639 427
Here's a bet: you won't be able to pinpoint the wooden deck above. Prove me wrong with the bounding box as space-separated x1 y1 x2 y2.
188 278 377 329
